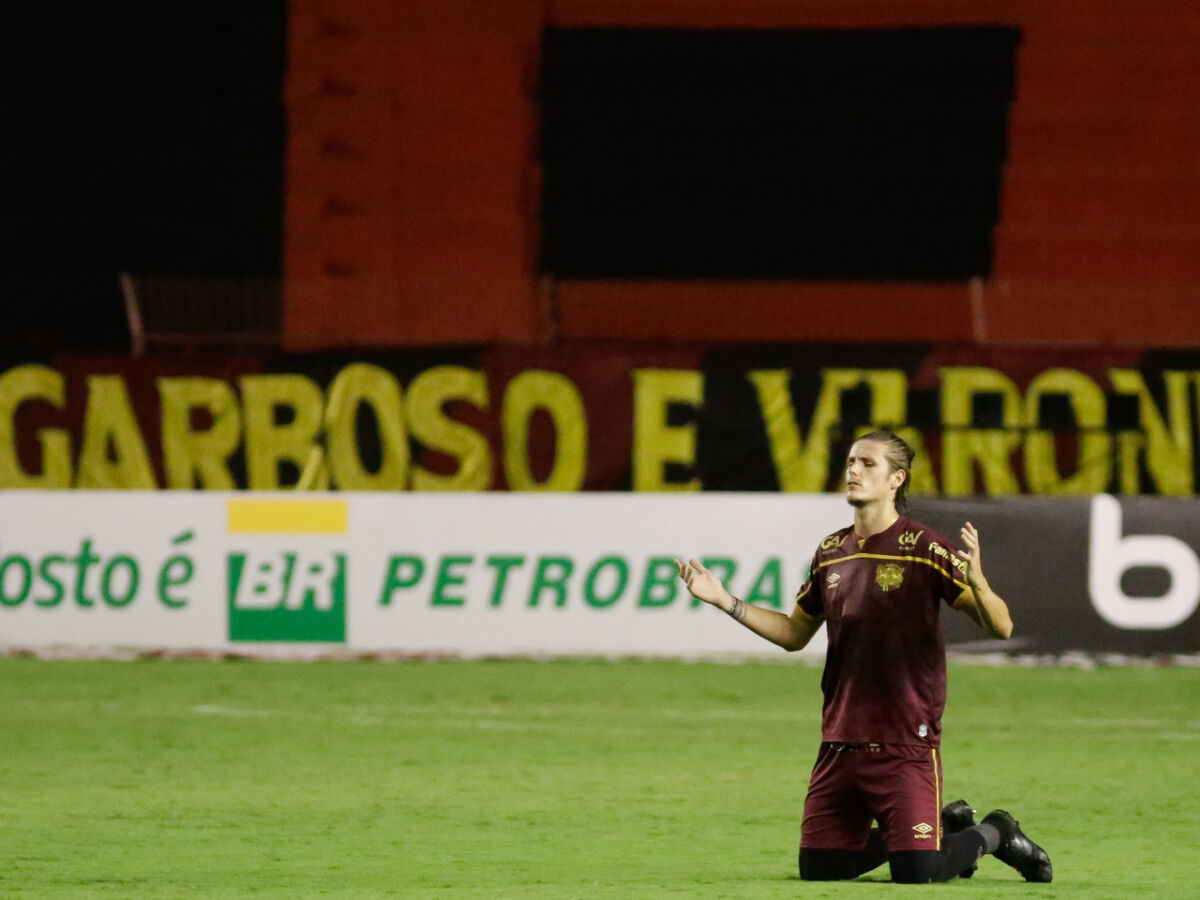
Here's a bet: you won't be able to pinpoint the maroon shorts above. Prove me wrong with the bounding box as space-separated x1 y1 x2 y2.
801 742 944 852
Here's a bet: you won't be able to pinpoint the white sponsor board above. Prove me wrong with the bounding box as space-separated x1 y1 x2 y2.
0 492 849 658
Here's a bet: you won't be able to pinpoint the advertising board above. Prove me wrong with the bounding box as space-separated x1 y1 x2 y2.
1 493 1196 657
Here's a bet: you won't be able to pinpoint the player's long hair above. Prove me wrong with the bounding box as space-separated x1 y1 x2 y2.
857 429 916 514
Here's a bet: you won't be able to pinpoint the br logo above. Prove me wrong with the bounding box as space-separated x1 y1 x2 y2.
227 551 347 642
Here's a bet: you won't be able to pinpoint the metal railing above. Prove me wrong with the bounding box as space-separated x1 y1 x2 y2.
119 273 281 355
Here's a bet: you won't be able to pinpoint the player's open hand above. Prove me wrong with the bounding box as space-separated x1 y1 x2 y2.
673 558 728 607
957 521 986 588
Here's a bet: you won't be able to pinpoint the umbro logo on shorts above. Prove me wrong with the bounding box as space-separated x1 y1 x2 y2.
912 822 935 839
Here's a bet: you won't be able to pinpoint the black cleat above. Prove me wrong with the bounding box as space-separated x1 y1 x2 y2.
942 799 976 833
941 800 978 878
982 809 1053 883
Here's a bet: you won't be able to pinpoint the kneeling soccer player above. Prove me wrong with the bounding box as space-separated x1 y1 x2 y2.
675 430 1052 884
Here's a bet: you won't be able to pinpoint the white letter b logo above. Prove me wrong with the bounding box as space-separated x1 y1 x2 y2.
1089 494 1200 629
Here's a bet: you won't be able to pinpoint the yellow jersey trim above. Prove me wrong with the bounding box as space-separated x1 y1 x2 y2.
792 605 824 627
793 581 823 618
951 587 975 609
816 552 969 591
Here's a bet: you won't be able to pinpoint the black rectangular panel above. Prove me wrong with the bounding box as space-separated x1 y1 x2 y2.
541 27 1021 280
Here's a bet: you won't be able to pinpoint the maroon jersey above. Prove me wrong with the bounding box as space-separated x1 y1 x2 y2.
795 516 971 747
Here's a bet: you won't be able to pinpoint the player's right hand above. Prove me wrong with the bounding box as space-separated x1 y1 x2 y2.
673 557 729 607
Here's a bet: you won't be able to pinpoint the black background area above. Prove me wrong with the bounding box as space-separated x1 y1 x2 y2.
541 26 1021 280
1 4 286 352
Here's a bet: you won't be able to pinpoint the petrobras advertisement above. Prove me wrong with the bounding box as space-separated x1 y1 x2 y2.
0 493 1197 658
0 492 847 658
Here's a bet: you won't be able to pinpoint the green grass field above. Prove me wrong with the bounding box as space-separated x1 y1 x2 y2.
1 657 1197 899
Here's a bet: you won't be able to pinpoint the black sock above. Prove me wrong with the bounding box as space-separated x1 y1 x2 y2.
888 831 988 884
799 828 888 881
973 823 1002 854
944 829 990 875
857 828 887 873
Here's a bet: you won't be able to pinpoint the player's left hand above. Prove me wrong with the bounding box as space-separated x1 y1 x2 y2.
958 521 986 588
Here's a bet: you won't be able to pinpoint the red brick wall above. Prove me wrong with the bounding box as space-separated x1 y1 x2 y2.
284 0 1200 348
285 0 544 349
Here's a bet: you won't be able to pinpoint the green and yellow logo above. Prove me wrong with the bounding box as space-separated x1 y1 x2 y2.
226 499 348 643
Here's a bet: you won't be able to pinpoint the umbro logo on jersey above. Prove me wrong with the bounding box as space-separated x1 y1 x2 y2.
826 573 840 588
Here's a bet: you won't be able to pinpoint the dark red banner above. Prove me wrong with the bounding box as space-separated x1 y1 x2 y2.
1 343 1196 495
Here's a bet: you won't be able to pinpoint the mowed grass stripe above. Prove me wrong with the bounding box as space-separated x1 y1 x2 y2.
0 659 1198 898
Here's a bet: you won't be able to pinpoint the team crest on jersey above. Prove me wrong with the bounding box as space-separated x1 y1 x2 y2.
898 529 923 549
820 533 843 553
875 563 904 591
